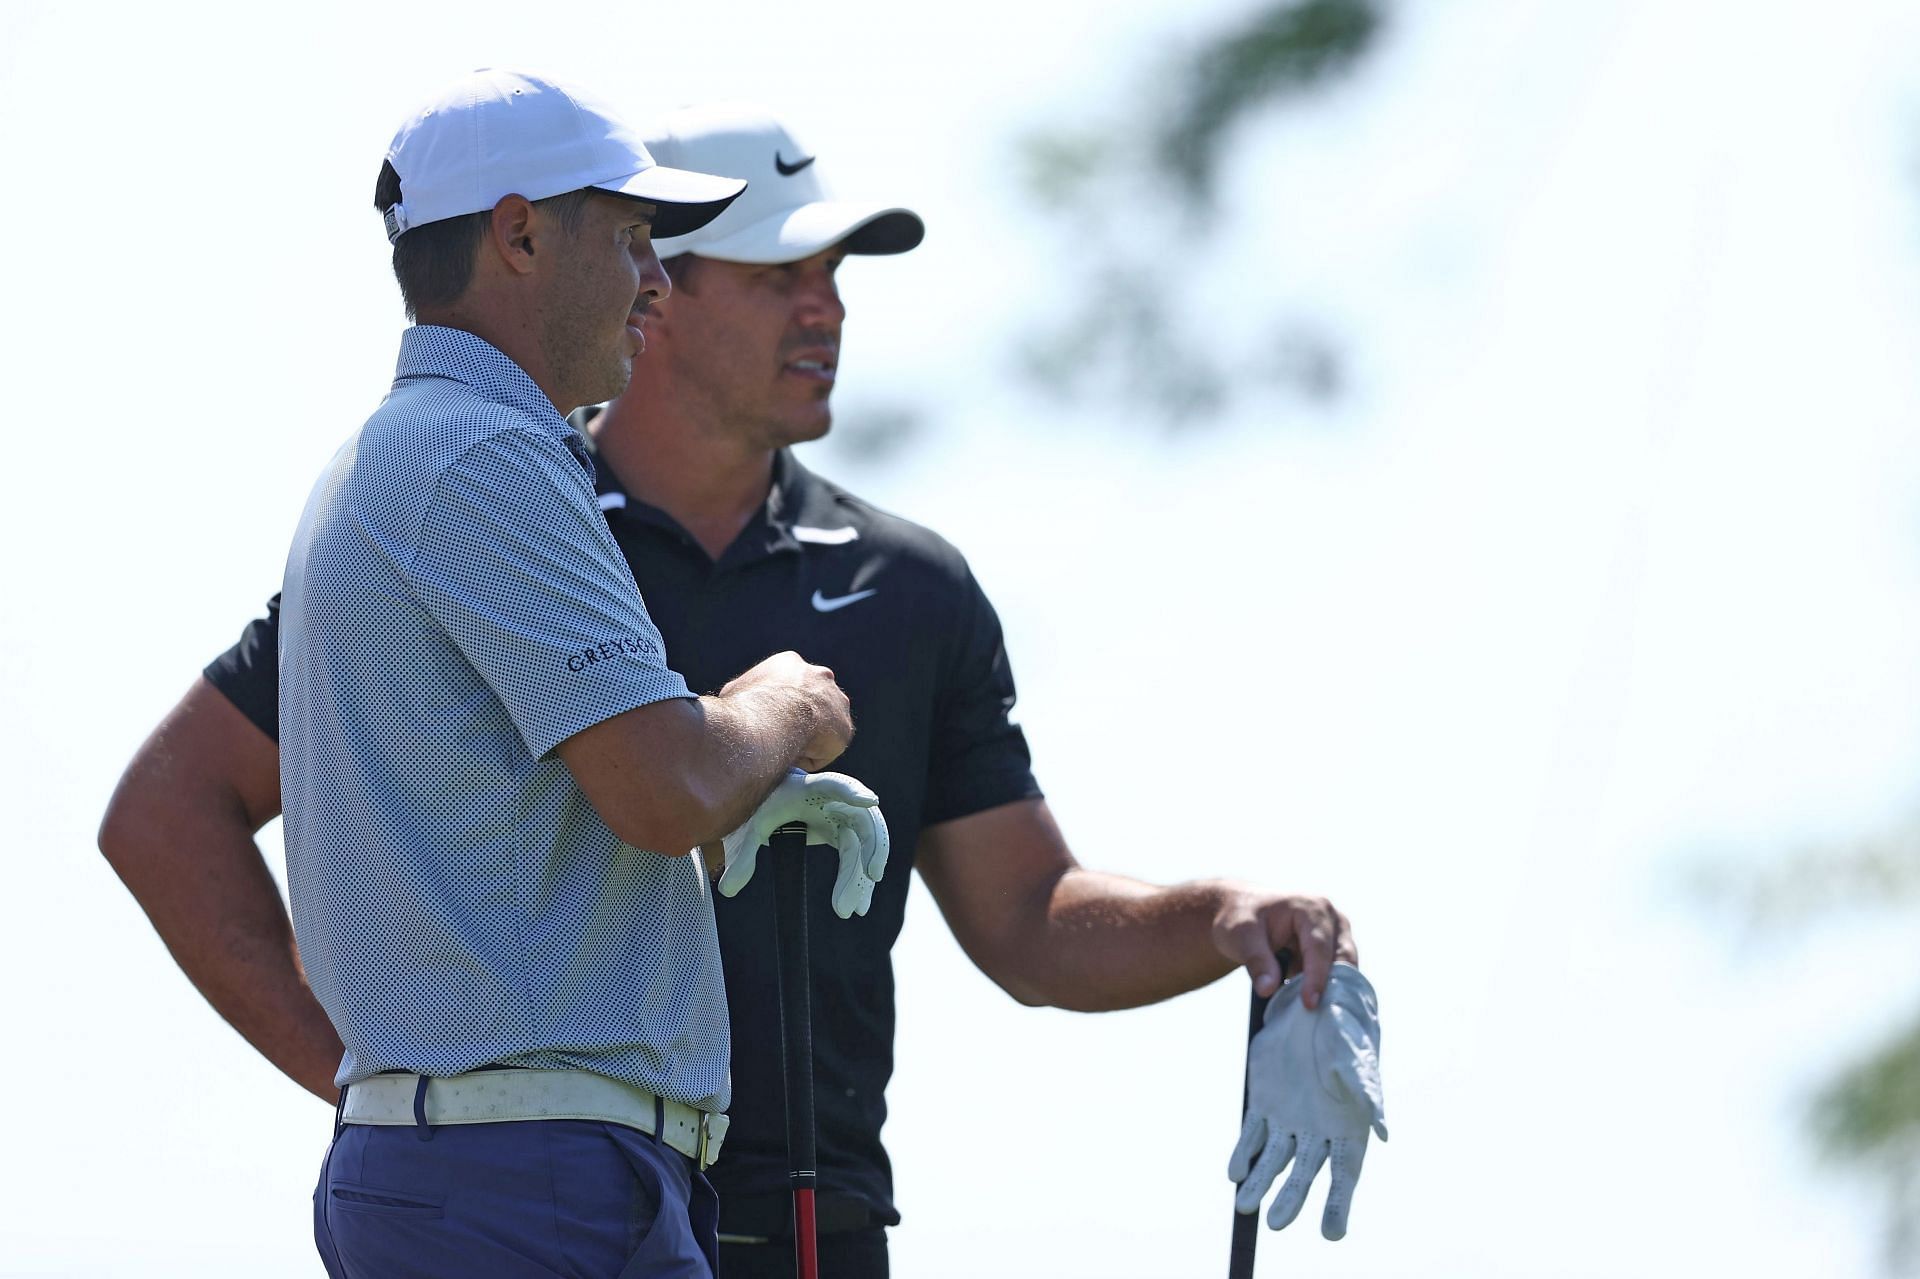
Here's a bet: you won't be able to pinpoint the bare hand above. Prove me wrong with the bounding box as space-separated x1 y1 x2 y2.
1211 889 1357 1009
723 650 853 771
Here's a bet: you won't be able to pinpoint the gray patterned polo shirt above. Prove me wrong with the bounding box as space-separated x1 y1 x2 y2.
279 324 728 1112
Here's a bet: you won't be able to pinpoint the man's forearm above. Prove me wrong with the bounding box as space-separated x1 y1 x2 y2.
682 684 825 842
563 692 814 855
561 650 850 854
1013 870 1245 1012
152 868 343 1102
101 819 342 1101
99 679 342 1102
921 799 1354 1014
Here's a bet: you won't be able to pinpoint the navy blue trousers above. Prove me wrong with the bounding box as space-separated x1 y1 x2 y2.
314 1119 718 1278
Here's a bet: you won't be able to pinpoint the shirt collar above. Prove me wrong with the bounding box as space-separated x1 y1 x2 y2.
394 325 571 435
579 421 856 563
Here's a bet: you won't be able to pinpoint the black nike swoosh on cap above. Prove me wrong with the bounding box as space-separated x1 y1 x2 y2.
775 152 816 176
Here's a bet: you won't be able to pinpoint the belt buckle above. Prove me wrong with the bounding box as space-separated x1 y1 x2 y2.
695 1110 729 1170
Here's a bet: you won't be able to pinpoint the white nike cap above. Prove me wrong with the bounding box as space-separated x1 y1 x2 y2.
644 102 924 263
379 69 746 245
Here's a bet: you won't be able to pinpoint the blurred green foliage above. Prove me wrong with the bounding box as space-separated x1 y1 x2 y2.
1697 829 1920 934
1158 0 1383 208
1703 828 1920 1270
1019 0 1385 424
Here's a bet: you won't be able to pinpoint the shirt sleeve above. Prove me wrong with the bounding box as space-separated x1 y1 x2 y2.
408 428 692 761
203 593 283 743
922 564 1044 828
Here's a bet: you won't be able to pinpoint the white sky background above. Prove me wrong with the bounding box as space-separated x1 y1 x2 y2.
4 0 1920 1274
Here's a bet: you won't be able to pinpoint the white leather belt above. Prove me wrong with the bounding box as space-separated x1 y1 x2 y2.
341 1068 729 1170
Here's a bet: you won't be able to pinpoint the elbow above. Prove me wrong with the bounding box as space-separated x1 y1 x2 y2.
984 956 1129 1014
561 703 732 856
602 812 707 858
1005 982 1052 1010
1008 983 1124 1014
977 953 1059 1010
1001 977 1099 1013
96 788 144 875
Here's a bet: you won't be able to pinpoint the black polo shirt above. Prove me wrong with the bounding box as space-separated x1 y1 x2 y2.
206 441 1041 1232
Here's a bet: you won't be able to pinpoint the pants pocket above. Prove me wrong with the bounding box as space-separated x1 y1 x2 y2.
609 1136 710 1279
322 1169 457 1278
328 1180 446 1219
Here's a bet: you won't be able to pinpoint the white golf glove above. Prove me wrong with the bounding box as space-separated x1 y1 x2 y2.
717 770 890 919
1228 962 1388 1240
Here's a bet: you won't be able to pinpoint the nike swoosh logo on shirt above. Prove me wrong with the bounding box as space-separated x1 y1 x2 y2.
811 588 878 613
776 152 816 176
793 524 859 545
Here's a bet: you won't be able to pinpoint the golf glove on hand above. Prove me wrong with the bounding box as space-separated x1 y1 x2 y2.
1228 961 1388 1241
718 770 891 918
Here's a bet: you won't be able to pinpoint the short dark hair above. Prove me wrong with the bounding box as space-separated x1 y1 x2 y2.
373 160 595 319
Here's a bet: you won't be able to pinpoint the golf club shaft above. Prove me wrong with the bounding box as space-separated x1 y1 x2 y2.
770 823 818 1279
1228 949 1292 1279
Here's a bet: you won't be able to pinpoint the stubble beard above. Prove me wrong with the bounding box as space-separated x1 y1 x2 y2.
778 402 833 450
731 387 833 454
543 292 634 412
669 341 834 454
538 227 639 412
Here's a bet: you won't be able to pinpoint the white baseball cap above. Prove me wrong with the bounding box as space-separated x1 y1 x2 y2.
379 69 746 244
644 102 924 263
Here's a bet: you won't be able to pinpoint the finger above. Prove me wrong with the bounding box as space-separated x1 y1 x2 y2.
717 845 759 898
821 802 887 883
1219 918 1284 997
831 862 875 919
862 804 890 880
824 801 880 858
832 838 855 917
1312 897 1356 971
1235 1131 1295 1216
1288 903 1337 1010
1227 1115 1266 1184
1335 912 1359 967
1319 1135 1369 1240
1266 1136 1328 1232
829 820 878 918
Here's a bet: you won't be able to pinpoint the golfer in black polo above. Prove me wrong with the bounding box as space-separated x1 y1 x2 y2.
101 102 1366 1278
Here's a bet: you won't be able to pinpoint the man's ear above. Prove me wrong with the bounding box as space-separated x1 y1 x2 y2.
483 195 540 277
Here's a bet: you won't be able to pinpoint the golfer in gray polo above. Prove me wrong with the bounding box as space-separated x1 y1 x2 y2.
281 69 880 1278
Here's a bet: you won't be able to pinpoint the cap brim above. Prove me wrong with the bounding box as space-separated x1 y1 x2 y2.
656 200 924 263
597 165 748 240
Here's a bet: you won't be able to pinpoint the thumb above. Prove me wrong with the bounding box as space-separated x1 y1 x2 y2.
717 848 757 897
1219 921 1286 998
1331 1053 1388 1140
717 833 761 898
1227 1114 1266 1185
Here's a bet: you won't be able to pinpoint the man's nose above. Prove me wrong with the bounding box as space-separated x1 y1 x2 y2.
635 243 671 304
796 270 845 326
